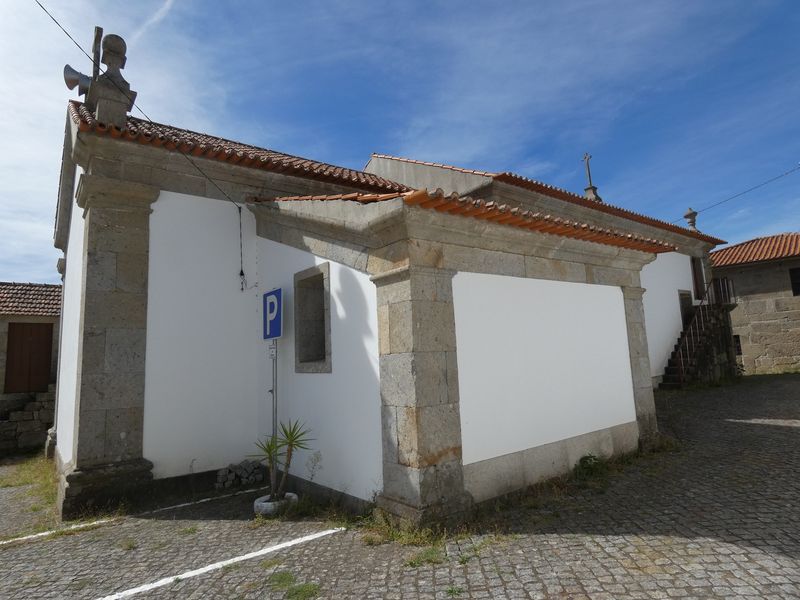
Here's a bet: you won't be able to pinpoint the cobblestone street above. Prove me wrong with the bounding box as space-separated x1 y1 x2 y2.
1 374 798 599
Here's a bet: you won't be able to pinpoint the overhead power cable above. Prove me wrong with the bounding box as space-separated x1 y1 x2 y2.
34 0 248 290
671 163 800 224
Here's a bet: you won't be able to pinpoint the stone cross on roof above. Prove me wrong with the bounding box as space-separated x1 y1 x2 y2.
582 153 603 203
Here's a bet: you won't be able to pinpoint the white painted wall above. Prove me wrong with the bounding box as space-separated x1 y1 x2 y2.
452 272 636 466
143 191 382 501
641 252 696 377
144 192 261 479
256 238 382 502
55 173 87 467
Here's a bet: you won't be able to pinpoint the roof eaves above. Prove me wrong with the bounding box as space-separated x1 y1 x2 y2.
69 102 410 195
403 189 676 254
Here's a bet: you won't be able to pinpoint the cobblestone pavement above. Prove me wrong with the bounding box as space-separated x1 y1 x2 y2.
1 374 799 599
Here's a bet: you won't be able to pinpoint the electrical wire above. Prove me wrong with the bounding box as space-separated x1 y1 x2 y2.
34 0 248 290
671 164 800 224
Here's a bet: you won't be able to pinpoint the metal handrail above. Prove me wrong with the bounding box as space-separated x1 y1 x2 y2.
675 277 735 384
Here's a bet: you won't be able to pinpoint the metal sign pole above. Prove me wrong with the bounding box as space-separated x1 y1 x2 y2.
269 338 278 498
263 288 283 500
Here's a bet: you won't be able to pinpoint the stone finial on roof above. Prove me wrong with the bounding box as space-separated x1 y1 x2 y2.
582 153 603 203
684 207 698 231
85 32 137 129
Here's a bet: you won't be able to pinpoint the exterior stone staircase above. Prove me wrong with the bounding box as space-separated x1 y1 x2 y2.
0 384 55 456
660 279 738 389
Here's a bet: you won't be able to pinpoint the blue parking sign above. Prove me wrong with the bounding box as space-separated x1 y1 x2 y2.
263 289 282 340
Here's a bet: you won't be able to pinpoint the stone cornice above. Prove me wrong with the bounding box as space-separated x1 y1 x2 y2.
75 173 160 213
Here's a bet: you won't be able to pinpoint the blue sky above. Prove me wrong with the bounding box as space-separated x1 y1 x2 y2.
2 0 798 283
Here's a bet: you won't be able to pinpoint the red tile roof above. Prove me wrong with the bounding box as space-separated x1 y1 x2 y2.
69 102 409 194
252 190 675 254
0 283 61 317
369 154 725 245
258 192 401 204
710 233 800 267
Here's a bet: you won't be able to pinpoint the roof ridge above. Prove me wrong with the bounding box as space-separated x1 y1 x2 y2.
0 281 61 287
713 231 800 250
369 153 496 177
369 153 724 245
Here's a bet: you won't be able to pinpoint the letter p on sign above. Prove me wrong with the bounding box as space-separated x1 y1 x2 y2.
263 289 282 340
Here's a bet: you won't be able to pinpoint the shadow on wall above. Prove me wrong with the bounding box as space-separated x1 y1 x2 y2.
323 265 382 500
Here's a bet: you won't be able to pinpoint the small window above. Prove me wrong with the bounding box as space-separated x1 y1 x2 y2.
294 263 331 373
791 267 800 296
733 335 742 356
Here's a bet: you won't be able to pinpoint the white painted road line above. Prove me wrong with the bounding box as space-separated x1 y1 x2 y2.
96 527 345 600
0 518 119 547
0 486 267 547
136 486 267 516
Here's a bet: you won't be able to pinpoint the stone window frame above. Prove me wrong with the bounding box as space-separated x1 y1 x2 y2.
293 262 332 374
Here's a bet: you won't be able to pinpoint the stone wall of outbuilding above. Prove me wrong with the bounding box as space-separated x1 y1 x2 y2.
716 258 800 374
0 316 59 455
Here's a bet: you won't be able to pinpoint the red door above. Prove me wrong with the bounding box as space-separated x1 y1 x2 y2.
4 323 53 393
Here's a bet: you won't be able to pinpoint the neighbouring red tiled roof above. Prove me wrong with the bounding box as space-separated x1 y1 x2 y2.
711 233 800 267
252 190 676 254
370 154 725 245
0 282 61 317
69 102 410 194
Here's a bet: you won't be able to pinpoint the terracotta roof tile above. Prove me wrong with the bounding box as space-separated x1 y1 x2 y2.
711 232 800 267
0 282 61 317
369 154 724 245
69 102 409 194
255 192 401 204
251 190 675 254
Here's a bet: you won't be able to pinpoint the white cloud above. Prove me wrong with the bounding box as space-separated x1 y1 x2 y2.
0 0 232 282
130 0 175 44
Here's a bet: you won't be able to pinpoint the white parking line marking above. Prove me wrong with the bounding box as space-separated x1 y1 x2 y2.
137 486 267 516
0 486 267 547
96 527 345 600
0 518 118 547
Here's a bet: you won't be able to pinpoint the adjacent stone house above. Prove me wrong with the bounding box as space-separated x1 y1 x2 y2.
0 282 61 455
52 32 728 522
711 233 800 374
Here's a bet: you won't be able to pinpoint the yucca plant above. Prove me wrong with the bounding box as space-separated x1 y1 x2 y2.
253 420 314 501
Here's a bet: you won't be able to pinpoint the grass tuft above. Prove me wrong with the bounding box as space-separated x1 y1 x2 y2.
268 571 296 590
286 583 321 599
406 546 445 567
259 557 282 569
177 526 198 535
118 538 138 551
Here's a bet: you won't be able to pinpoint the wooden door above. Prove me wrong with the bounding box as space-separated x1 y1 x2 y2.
4 323 53 393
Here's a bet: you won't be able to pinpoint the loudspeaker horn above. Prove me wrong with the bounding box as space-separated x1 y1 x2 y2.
63 64 91 96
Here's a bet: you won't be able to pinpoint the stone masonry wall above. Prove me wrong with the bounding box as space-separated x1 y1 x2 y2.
0 388 56 456
716 258 800 374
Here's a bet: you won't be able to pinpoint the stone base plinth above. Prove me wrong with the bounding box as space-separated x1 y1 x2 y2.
376 492 474 529
58 458 154 520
